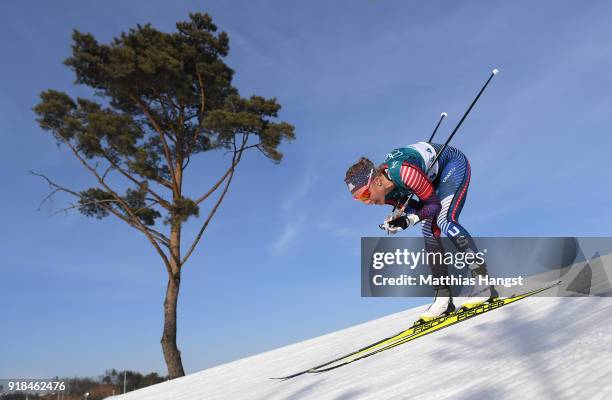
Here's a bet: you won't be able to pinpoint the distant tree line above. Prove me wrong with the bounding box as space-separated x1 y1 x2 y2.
99 368 168 393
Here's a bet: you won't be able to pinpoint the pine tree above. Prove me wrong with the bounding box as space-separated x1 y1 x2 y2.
33 12 295 378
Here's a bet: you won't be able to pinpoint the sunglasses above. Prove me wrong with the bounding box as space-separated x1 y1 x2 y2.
353 186 372 202
352 168 374 202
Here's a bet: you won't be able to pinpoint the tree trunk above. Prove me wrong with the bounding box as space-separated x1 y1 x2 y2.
161 272 186 378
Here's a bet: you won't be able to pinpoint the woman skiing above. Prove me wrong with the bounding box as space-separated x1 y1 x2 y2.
345 141 496 321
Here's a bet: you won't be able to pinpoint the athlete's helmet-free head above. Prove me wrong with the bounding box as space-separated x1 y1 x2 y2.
345 157 375 202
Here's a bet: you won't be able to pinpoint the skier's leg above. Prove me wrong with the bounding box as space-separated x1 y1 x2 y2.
418 218 455 321
436 156 479 255
423 217 447 280
435 155 497 307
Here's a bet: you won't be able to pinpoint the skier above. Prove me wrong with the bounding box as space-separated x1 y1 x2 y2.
345 142 496 321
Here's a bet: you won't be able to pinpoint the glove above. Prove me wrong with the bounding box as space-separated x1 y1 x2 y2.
381 213 420 235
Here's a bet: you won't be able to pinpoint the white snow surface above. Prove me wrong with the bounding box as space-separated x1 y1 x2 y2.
109 296 612 400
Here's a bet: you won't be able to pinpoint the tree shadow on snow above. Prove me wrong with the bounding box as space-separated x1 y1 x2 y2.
453 385 506 400
333 388 370 400
425 298 602 399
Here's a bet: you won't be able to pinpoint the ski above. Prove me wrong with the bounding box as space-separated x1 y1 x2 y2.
273 281 560 379
271 297 476 380
271 320 425 380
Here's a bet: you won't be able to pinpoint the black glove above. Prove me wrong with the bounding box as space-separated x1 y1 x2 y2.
388 215 410 229
381 213 421 234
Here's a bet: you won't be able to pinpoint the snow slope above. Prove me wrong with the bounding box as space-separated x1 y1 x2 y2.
108 295 612 400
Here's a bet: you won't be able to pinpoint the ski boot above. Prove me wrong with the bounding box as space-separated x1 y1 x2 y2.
415 286 455 325
459 264 499 311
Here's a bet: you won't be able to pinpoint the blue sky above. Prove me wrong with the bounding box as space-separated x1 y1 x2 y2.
1 0 612 378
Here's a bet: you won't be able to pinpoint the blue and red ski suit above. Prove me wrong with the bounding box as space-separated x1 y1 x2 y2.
383 142 480 281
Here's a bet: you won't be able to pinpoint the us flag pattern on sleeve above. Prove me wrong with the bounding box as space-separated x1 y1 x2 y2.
399 162 434 200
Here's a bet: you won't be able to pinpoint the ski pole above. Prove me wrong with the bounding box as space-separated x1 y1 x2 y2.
428 112 448 142
380 68 500 230
397 68 499 214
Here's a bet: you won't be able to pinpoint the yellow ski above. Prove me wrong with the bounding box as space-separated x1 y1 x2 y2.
312 281 561 373
274 281 560 379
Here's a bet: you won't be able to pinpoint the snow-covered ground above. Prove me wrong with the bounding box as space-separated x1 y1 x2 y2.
108 295 612 400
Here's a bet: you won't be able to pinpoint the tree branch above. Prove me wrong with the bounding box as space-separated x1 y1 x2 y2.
31 171 170 247
100 147 172 209
131 96 179 195
181 134 247 265
58 141 173 272
194 162 235 205
185 72 207 157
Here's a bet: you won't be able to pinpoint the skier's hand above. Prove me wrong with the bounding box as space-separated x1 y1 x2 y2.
379 209 403 233
381 213 420 235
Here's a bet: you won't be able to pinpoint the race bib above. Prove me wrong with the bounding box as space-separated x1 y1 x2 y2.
408 142 438 180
